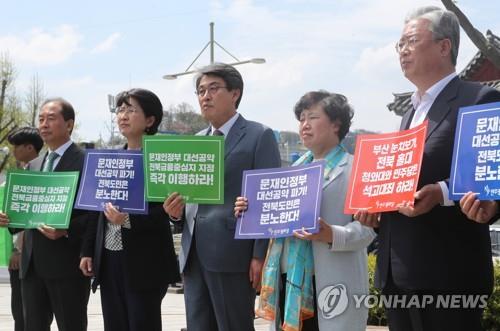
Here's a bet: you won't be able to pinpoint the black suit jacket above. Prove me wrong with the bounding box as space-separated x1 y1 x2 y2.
376 78 500 294
17 143 94 279
87 198 180 292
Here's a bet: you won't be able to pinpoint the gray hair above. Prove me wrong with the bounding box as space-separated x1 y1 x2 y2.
405 6 460 66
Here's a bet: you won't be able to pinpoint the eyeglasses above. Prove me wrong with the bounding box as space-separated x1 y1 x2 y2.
116 104 139 115
395 36 444 53
195 85 228 97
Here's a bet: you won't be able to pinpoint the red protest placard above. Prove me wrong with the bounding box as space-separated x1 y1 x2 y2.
344 121 427 213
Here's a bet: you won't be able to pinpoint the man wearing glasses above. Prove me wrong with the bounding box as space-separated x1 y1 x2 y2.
356 6 500 331
164 63 281 331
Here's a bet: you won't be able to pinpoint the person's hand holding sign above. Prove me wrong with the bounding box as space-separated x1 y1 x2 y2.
104 202 129 225
460 191 499 224
293 218 333 243
0 212 10 227
354 210 380 228
38 225 68 240
234 196 248 217
163 192 185 221
398 183 443 217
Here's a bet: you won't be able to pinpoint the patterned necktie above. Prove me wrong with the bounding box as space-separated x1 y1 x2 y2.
43 152 59 172
212 129 224 136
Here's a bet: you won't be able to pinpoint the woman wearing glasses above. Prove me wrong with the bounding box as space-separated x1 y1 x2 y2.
80 88 180 331
235 91 376 331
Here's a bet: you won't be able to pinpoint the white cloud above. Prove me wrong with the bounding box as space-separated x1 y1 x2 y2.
353 43 400 79
91 33 121 54
0 25 82 65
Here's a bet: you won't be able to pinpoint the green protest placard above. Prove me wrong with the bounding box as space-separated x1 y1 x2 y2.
0 184 13 266
3 170 80 229
143 135 224 204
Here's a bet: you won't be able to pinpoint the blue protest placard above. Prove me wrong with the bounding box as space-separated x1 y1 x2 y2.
74 149 148 214
235 161 324 239
449 102 500 200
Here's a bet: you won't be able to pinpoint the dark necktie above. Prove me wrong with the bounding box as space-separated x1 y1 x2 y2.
212 129 224 136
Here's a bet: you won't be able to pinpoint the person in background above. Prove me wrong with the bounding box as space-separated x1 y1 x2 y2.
80 88 180 331
6 126 43 331
235 91 376 331
163 63 281 331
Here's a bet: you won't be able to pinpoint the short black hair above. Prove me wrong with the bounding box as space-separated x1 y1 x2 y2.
115 88 163 135
7 127 44 153
41 97 75 122
195 63 244 109
294 90 354 141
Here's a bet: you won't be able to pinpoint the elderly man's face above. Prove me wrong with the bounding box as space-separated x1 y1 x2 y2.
38 101 72 148
196 74 239 128
398 18 446 85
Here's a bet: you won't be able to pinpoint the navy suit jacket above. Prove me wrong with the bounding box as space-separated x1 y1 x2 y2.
376 77 500 293
178 114 281 273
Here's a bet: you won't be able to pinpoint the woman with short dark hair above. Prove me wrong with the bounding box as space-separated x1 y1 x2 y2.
80 88 180 331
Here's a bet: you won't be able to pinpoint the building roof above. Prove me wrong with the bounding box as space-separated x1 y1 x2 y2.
388 30 500 116
459 30 500 80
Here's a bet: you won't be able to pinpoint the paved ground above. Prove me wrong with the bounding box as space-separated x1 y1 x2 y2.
0 267 388 330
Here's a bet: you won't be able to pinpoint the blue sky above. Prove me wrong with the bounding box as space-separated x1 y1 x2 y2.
1 0 499 142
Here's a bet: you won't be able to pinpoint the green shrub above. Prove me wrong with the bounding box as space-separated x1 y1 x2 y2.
367 253 387 326
482 260 500 331
367 255 500 329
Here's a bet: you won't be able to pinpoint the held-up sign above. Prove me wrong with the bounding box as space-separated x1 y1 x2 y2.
143 135 224 204
449 102 500 200
344 121 427 213
3 170 79 229
74 149 147 214
235 162 324 239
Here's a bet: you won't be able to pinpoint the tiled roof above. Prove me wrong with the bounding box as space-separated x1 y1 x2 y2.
459 30 500 79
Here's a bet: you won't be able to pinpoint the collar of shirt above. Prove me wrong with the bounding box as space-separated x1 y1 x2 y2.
411 72 457 110
210 112 239 137
47 139 73 169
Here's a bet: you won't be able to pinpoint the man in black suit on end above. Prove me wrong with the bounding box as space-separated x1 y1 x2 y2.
356 6 500 331
0 98 93 331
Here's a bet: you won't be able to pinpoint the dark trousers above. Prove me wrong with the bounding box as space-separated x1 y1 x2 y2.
279 273 319 331
21 267 90 331
383 273 484 331
9 269 23 331
100 249 167 331
183 245 256 331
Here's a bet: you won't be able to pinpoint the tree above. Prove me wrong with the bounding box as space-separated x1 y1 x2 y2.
160 102 208 134
25 73 45 127
0 52 17 128
441 0 500 69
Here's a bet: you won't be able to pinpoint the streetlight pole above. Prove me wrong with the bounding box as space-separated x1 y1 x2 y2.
163 22 265 80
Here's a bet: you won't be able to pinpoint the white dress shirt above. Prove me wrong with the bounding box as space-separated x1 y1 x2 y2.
410 72 457 206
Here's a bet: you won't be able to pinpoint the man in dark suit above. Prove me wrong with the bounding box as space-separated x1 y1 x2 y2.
164 63 281 331
0 98 93 331
356 6 500 331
